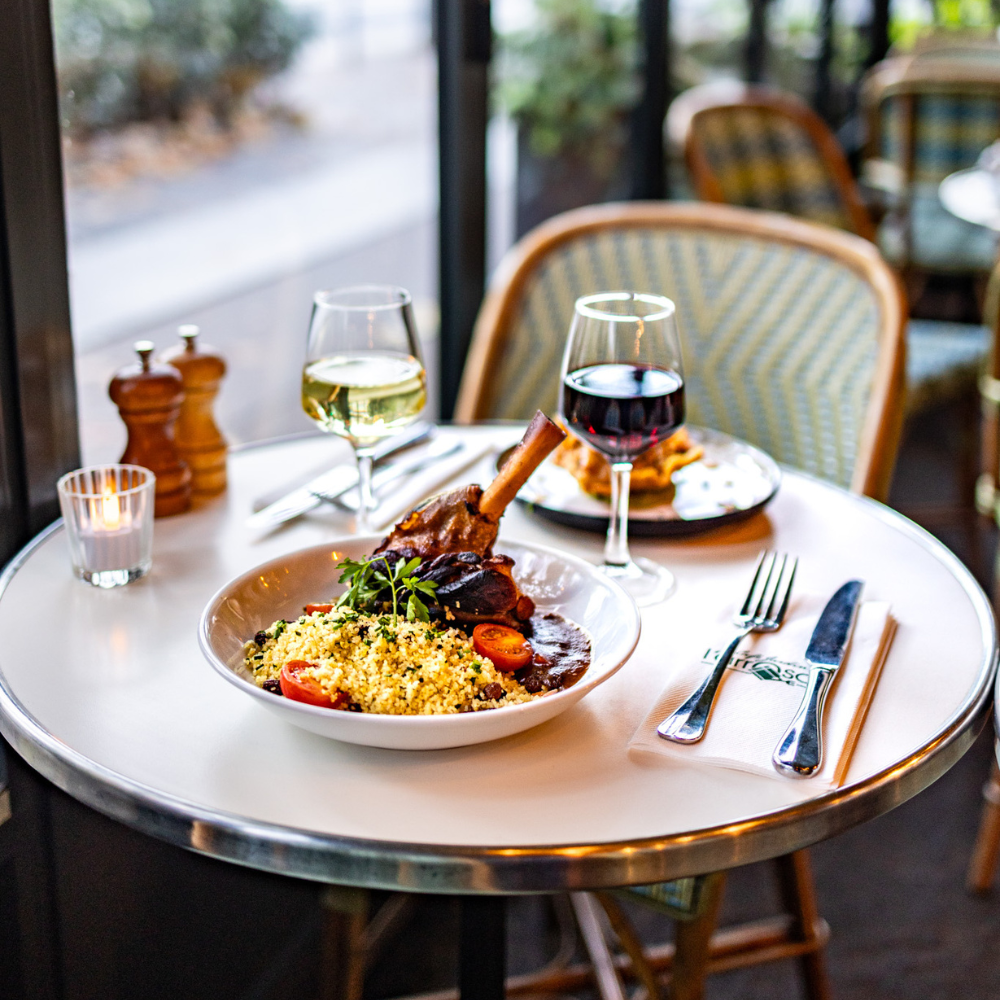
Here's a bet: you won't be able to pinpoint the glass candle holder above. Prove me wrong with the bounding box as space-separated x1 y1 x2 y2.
57 465 155 588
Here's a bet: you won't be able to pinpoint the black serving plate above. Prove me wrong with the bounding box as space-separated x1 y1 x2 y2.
505 426 780 537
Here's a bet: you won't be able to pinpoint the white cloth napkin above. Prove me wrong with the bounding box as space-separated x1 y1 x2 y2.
369 434 497 530
628 594 897 790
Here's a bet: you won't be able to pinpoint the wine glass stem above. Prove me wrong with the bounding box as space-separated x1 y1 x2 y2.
604 461 633 568
356 449 375 534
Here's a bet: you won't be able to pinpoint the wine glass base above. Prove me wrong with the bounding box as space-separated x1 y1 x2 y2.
600 557 675 606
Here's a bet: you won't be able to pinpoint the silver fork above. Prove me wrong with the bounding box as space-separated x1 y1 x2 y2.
657 551 798 744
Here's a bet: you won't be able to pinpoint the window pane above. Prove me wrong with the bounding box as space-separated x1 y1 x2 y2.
53 0 438 462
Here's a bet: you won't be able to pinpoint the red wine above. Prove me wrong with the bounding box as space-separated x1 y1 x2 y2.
562 363 684 460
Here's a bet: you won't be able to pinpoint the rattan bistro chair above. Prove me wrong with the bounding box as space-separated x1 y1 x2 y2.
668 81 990 421
454 202 906 1000
860 48 1000 282
456 201 905 500
667 80 876 241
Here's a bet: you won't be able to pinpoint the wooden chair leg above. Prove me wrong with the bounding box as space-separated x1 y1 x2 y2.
571 892 628 1000
958 391 983 573
670 871 726 1000
595 890 663 1000
967 759 1000 894
320 885 369 1000
774 851 832 1000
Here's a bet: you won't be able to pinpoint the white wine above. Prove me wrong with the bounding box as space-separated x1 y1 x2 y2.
302 352 426 445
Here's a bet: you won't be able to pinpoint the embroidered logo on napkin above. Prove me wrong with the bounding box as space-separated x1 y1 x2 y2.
700 648 810 689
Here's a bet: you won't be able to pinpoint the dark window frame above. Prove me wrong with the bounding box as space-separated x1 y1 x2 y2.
0 0 79 568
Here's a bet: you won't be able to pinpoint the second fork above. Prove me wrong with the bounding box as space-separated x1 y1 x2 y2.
657 551 797 744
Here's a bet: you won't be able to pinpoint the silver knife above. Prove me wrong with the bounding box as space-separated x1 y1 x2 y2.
316 439 464 511
246 422 434 531
773 580 864 778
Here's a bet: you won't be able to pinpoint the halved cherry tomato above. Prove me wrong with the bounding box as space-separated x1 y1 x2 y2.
279 660 334 706
472 624 532 672
305 603 333 615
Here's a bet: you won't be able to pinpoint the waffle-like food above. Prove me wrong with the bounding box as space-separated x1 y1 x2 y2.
553 427 703 497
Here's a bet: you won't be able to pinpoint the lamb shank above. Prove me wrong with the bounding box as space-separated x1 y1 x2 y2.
374 411 565 628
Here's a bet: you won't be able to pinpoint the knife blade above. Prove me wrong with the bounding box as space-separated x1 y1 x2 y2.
246 422 434 531
773 580 864 777
316 439 464 511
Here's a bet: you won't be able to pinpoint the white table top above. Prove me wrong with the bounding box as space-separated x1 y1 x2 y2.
940 168 1000 230
0 426 995 892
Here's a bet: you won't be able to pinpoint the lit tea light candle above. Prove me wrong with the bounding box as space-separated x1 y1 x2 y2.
99 485 124 529
58 465 155 587
80 483 140 572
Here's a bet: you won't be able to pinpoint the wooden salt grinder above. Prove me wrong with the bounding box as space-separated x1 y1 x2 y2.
109 341 192 517
159 325 228 497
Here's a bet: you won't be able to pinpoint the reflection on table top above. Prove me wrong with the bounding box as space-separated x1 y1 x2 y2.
0 426 995 893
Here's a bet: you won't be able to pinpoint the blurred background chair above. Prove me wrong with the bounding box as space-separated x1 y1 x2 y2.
860 45 1000 292
666 80 876 240
668 79 990 424
667 79 990 544
455 201 906 998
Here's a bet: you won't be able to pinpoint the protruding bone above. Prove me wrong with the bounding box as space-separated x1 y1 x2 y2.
375 411 565 564
479 411 566 519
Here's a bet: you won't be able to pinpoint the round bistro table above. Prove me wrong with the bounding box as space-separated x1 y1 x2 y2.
0 426 996 994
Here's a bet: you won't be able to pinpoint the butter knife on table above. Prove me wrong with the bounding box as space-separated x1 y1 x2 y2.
246 421 434 531
320 438 464 511
772 580 864 778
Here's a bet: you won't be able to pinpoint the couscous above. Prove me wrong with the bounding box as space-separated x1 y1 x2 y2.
244 607 546 714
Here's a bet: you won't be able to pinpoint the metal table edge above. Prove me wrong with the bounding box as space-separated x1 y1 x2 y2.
0 478 995 894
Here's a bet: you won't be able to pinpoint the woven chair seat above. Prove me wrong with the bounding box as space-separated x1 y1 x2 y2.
620 877 708 920
906 318 989 412
878 188 999 273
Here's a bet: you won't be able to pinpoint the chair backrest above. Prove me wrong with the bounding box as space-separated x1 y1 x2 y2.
899 29 1000 61
455 202 906 502
666 81 875 241
862 53 1000 187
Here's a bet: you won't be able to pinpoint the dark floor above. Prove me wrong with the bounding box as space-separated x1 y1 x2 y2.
359 400 1000 1000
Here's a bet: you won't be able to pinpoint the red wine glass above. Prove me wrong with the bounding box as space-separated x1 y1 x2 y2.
560 292 684 605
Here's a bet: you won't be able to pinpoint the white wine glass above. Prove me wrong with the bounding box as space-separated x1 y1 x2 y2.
560 291 684 606
302 285 426 533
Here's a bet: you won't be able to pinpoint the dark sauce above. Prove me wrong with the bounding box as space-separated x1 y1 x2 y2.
515 613 591 692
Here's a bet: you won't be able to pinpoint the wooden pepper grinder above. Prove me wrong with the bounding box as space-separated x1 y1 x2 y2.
109 341 192 517
158 325 228 497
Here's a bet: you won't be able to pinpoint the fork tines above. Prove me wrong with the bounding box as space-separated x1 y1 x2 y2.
742 551 798 626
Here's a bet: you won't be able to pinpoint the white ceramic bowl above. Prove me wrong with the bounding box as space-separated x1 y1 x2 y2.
199 536 641 750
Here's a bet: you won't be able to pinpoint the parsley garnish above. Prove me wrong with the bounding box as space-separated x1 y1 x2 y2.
337 555 439 627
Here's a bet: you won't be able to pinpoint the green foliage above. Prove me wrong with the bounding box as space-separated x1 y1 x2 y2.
890 0 999 47
496 0 640 163
53 0 315 135
933 0 997 28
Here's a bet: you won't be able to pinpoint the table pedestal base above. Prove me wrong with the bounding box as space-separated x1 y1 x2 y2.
459 897 506 1000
